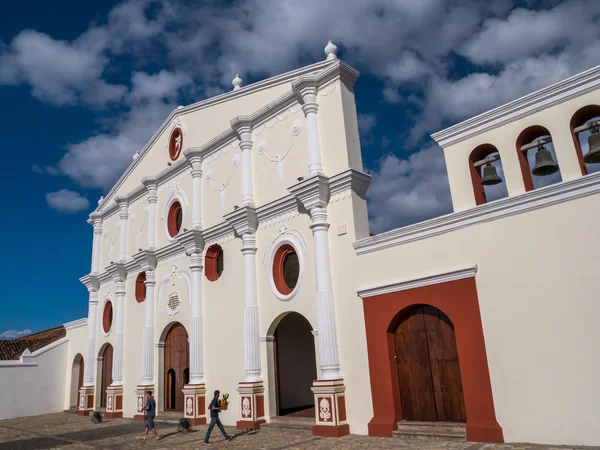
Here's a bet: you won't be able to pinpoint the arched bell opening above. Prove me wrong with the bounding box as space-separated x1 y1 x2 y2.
469 144 508 205
70 353 84 408
516 125 562 190
570 105 600 175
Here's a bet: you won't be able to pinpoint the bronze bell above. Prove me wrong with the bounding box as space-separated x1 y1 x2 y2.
480 163 502 185
584 128 600 164
531 145 559 176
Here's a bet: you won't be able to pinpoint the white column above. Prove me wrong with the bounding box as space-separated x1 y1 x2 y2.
90 217 103 274
84 289 98 386
239 128 255 207
242 233 261 381
300 89 324 177
190 157 203 230
146 183 158 250
141 271 156 385
112 280 126 385
189 252 204 384
117 200 129 262
310 207 341 379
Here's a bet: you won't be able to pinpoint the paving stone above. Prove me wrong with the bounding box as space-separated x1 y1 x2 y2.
0 414 599 450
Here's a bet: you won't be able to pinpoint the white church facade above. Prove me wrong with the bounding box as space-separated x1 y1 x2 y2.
3 41 600 447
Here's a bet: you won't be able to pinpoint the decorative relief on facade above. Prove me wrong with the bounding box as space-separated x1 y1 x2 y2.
255 119 304 185
253 104 302 135
329 189 352 203
157 251 187 268
166 117 186 153
205 232 235 248
107 395 113 411
316 81 339 103
258 210 300 230
263 225 308 268
157 264 192 306
129 203 148 250
186 397 193 416
241 397 251 418
158 171 188 195
205 154 240 211
167 292 181 316
79 395 85 410
319 398 332 422
137 396 143 413
204 141 238 165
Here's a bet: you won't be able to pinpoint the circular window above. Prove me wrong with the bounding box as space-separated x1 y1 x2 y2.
273 244 300 295
102 301 113 334
169 128 183 160
167 201 183 237
135 272 146 303
205 244 224 281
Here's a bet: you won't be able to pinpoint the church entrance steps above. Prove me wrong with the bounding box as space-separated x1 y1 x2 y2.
392 421 466 441
154 411 184 424
262 416 314 431
63 407 79 414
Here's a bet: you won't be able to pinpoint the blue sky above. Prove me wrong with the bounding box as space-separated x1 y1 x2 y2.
1 0 599 336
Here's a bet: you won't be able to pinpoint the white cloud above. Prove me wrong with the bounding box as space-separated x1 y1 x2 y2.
46 189 90 213
357 113 376 135
367 145 453 233
0 29 125 106
0 329 32 340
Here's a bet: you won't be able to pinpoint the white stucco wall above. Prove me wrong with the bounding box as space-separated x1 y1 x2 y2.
0 338 69 420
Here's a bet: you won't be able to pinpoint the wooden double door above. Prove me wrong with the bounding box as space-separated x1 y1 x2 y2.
100 344 113 408
394 305 466 422
164 323 190 411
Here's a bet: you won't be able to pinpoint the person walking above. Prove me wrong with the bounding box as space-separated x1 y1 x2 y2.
140 391 160 441
204 390 232 444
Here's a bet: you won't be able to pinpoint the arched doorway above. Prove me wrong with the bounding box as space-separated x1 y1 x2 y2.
164 322 189 411
394 305 466 422
273 313 317 416
70 354 84 408
99 344 113 408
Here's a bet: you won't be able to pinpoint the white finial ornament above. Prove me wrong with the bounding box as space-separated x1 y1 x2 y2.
133 151 140 161
324 40 338 60
176 105 184 109
232 74 243 91
98 196 105 205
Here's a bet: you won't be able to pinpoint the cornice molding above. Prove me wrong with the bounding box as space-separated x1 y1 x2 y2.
80 274 99 291
257 195 299 225
288 174 330 210
224 206 258 235
176 229 205 255
203 221 234 247
357 267 477 299
106 262 127 283
155 241 185 262
354 171 600 255
63 318 87 330
329 169 371 198
132 250 158 272
431 64 600 148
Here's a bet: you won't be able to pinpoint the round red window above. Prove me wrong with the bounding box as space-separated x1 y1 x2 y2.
273 244 300 295
102 301 113 334
169 128 183 160
205 245 224 281
167 201 183 237
135 272 146 303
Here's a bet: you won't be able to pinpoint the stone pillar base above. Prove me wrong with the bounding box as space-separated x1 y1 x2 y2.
182 383 207 425
104 385 123 419
77 386 95 416
236 381 266 431
311 379 350 437
134 385 155 422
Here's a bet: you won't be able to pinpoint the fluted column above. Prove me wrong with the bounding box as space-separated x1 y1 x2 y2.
310 207 341 379
90 215 103 274
189 252 204 384
112 280 126 385
141 270 156 385
241 233 261 381
298 87 324 177
238 126 255 207
144 178 158 250
116 198 129 262
190 157 203 230
84 289 99 386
